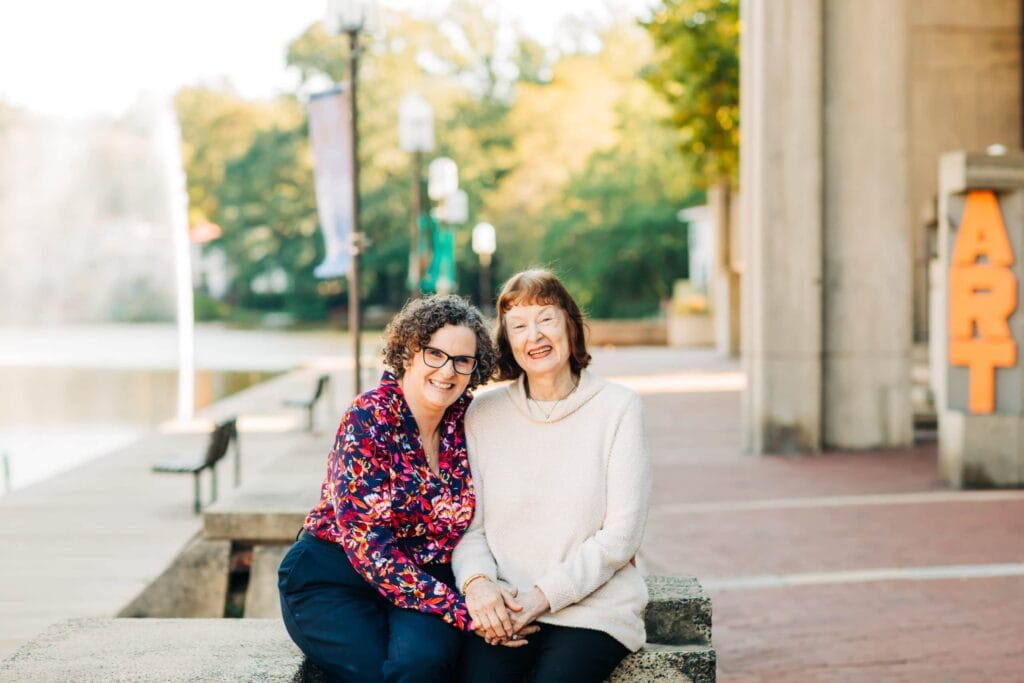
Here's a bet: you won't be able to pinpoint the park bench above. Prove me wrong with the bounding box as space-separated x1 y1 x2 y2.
0 576 716 682
283 374 330 432
152 417 239 514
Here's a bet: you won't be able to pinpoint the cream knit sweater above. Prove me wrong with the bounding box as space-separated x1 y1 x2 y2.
452 369 652 651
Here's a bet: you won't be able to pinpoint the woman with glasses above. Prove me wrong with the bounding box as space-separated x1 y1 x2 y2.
453 269 652 683
278 295 516 683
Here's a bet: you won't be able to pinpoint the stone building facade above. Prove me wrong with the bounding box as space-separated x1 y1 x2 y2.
741 0 1022 453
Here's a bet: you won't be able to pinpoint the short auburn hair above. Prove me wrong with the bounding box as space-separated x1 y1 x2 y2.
494 269 591 381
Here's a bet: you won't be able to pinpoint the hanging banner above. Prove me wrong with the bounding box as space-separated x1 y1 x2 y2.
309 87 354 279
429 225 457 295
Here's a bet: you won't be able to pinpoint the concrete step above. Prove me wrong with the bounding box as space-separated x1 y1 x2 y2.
0 618 716 683
0 618 299 683
610 643 716 683
239 545 713 647
644 575 713 645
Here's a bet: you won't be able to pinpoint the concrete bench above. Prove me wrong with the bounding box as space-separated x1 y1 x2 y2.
0 577 715 682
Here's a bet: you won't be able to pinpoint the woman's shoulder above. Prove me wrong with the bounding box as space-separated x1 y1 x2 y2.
465 382 514 423
585 372 640 409
346 377 400 422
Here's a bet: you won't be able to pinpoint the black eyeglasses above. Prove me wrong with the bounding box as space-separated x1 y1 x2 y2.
422 346 478 375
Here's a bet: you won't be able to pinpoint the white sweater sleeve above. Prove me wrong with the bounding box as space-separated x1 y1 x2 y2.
535 394 652 613
451 417 499 590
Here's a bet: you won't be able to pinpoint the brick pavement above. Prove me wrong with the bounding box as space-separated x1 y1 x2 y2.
598 348 1024 683
711 577 1024 682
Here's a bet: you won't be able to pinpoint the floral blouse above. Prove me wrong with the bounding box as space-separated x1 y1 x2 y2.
304 371 475 631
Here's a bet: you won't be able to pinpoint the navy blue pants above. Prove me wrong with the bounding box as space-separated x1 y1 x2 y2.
461 622 630 683
278 531 463 683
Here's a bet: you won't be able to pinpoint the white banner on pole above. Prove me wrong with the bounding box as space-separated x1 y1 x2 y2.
309 87 354 279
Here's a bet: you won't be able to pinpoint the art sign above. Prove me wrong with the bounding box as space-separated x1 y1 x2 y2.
948 190 1018 413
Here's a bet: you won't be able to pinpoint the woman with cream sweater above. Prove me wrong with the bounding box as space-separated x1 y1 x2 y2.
453 269 651 683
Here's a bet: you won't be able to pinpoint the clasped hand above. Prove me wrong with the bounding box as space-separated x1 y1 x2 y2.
466 579 549 647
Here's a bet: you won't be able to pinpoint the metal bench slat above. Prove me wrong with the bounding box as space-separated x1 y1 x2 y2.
152 453 207 473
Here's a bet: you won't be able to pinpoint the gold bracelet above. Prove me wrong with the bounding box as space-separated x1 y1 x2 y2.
461 573 490 594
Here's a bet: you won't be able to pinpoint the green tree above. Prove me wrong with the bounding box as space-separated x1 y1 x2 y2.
482 20 697 316
175 85 303 227
215 125 325 319
641 0 739 186
541 51 699 318
482 46 635 271
284 4 524 309
176 6 702 321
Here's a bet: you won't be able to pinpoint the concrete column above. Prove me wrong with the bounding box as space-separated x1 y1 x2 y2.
741 0 824 453
821 0 914 448
710 182 740 358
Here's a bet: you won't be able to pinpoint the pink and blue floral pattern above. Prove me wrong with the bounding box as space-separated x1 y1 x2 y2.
304 372 475 630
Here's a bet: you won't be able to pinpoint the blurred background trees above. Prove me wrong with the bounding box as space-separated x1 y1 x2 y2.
641 0 739 187
176 0 733 322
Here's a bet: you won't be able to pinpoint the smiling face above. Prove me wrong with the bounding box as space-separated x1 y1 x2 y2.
401 323 478 413
503 303 572 380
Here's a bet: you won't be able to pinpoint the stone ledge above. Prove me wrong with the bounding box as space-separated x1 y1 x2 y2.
645 575 712 645
238 551 711 647
586 319 668 346
204 507 306 544
203 487 313 544
1 618 716 682
610 643 716 683
0 618 302 683
117 535 230 618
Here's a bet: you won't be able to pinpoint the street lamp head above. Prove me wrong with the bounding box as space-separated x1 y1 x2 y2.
442 189 469 225
325 0 378 34
428 157 458 201
399 92 435 153
472 222 496 256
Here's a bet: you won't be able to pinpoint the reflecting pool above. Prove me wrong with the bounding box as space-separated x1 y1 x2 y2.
0 368 277 493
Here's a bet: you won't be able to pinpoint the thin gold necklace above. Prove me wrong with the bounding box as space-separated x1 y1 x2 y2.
527 376 579 421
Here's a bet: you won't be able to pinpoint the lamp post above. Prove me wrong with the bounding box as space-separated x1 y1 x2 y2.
428 157 458 202
427 158 459 294
325 0 376 396
444 189 469 225
472 222 496 310
433 188 467 295
399 93 435 297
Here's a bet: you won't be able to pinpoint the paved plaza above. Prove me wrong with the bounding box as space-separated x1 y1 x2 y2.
628 350 1024 682
1 343 1022 681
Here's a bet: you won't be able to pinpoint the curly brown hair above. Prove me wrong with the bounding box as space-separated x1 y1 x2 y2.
494 269 591 381
382 295 496 390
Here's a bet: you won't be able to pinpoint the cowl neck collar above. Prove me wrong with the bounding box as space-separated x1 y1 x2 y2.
505 369 605 423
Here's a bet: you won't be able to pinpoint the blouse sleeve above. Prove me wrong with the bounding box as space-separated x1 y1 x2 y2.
534 393 652 613
329 402 473 631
